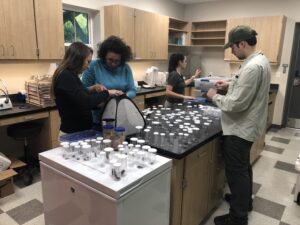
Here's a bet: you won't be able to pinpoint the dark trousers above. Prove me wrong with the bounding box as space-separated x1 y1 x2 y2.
223 135 253 219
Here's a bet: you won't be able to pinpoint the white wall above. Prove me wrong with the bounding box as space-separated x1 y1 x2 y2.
183 0 300 125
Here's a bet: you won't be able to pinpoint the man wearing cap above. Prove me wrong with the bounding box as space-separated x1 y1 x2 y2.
207 25 271 225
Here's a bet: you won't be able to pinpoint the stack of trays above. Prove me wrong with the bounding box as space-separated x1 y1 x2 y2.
25 76 55 107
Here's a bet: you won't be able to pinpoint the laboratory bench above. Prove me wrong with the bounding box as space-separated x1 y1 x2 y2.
0 95 60 153
139 103 224 225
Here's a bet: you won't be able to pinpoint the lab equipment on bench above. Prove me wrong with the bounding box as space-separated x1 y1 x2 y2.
0 79 13 111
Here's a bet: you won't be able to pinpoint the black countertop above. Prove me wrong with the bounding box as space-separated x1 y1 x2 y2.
137 86 166 96
141 103 222 160
0 94 56 120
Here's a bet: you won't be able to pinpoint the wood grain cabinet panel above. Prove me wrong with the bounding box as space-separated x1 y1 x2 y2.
104 5 168 60
0 0 64 60
34 0 64 60
224 16 286 64
1 0 37 59
181 144 211 225
104 5 135 54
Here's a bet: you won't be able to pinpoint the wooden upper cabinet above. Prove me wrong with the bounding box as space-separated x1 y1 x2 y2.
135 9 168 60
34 0 64 60
134 9 153 59
224 15 286 64
153 13 168 59
104 5 135 54
0 1 7 59
0 0 64 60
104 5 168 60
1 0 37 59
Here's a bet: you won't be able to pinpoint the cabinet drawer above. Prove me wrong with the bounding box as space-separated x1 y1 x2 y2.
0 111 49 126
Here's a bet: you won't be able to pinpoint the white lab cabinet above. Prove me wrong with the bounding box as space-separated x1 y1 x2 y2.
39 148 172 225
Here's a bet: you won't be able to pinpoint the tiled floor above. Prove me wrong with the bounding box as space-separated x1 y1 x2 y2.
204 128 300 225
0 128 299 225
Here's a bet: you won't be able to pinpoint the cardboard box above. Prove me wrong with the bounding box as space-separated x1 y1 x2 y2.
0 158 26 198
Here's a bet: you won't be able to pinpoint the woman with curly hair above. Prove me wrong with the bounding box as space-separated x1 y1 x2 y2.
82 35 136 127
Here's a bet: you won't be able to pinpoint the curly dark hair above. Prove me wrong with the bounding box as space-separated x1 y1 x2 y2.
97 35 132 66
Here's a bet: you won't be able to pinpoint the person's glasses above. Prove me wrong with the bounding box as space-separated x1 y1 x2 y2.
106 57 120 65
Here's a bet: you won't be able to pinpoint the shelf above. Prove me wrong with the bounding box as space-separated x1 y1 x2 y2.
191 37 225 40
192 45 224 47
191 29 226 33
190 20 226 47
169 17 189 30
168 44 188 47
168 18 227 47
169 28 188 33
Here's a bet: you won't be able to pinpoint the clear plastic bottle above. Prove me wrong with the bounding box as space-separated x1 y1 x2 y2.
103 124 114 139
113 127 126 149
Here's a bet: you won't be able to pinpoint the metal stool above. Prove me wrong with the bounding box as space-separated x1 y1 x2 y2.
7 122 42 186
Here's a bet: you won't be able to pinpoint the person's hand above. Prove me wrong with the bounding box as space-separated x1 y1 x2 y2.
183 95 196 100
193 68 202 79
108 90 124 96
89 84 107 93
215 80 229 91
206 88 217 100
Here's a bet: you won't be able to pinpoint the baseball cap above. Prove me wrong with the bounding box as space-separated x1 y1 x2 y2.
224 25 258 49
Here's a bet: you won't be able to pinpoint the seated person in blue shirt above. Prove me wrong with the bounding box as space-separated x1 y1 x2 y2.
82 35 136 127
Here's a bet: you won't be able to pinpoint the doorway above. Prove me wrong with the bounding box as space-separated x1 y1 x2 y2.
284 23 300 128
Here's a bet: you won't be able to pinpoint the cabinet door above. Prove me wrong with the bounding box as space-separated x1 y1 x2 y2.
0 1 6 59
3 0 37 59
208 138 225 211
34 0 64 59
181 144 210 225
153 13 168 59
134 9 154 59
225 16 286 64
104 5 135 53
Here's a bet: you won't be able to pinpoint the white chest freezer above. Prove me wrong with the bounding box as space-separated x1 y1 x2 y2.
39 148 172 225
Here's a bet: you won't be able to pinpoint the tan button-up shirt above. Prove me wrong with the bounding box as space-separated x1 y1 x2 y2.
212 51 271 142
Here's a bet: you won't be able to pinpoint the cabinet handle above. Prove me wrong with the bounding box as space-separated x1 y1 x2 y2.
9 45 15 57
70 186 75 193
0 45 4 56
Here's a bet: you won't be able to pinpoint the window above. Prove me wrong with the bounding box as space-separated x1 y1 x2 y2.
63 9 90 44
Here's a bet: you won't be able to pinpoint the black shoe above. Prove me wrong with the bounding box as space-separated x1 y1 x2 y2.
214 213 247 225
224 193 253 211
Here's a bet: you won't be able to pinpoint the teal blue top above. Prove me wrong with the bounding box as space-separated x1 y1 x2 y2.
82 59 136 124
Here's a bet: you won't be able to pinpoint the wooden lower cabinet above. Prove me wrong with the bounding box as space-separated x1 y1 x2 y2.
133 95 145 111
208 138 225 212
182 144 210 225
170 137 225 225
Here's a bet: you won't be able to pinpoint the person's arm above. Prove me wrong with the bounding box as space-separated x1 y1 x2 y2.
82 60 98 89
211 66 261 112
185 68 202 86
56 72 109 110
124 64 137 98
